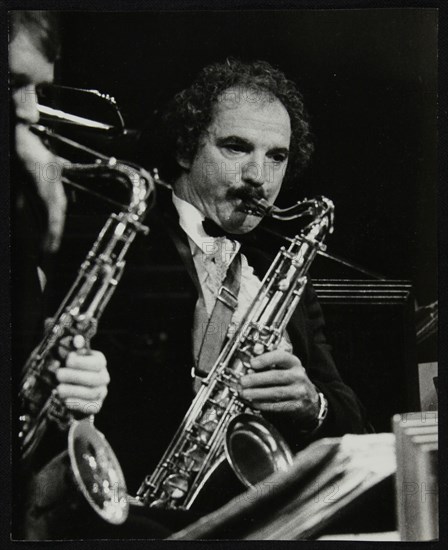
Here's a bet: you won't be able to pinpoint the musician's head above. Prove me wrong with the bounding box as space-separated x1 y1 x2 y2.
9 11 66 254
164 59 313 233
9 10 60 125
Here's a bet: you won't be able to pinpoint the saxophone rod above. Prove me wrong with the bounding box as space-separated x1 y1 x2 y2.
260 225 388 281
39 84 126 131
38 105 116 131
61 178 125 209
30 124 110 160
317 250 388 281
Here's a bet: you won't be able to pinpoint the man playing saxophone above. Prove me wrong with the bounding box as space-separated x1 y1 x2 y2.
155 58 367 437
92 58 370 535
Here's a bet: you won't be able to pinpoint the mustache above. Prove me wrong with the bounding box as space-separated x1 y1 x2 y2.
227 186 266 203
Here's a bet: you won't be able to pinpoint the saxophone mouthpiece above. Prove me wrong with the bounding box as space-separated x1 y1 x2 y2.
242 197 274 217
243 196 334 222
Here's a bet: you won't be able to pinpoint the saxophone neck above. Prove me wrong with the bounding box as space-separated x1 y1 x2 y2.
302 196 335 243
29 123 155 220
111 160 155 219
62 158 155 220
243 195 334 228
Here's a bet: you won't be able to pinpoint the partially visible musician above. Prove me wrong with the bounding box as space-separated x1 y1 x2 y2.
10 11 110 538
10 10 66 365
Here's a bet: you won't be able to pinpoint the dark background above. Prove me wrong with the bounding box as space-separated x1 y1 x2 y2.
41 9 437 431
55 8 438 305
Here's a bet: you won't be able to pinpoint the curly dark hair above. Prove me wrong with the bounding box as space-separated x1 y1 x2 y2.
155 58 314 187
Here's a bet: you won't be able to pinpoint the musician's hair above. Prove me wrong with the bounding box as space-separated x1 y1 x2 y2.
9 10 60 62
157 58 314 187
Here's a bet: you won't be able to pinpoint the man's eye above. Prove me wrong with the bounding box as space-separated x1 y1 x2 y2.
9 74 29 92
224 144 247 154
270 153 288 163
35 84 49 100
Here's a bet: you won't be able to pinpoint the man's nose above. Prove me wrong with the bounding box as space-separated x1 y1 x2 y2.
13 85 40 124
242 158 266 187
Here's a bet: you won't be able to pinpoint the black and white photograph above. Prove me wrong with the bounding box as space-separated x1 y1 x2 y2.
3 2 441 543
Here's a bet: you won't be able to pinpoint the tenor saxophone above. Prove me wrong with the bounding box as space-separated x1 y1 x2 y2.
18 156 154 524
135 195 334 510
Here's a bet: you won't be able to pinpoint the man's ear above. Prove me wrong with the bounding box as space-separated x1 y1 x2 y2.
176 141 191 171
176 153 191 171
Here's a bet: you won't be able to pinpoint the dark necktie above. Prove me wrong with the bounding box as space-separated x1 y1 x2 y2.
202 218 254 245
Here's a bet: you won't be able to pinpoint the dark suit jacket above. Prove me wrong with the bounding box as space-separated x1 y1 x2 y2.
95 187 368 494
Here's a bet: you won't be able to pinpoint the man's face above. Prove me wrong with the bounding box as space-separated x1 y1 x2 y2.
9 29 54 125
178 87 291 233
9 28 67 254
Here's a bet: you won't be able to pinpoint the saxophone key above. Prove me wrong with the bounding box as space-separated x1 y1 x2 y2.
160 458 178 471
210 383 233 400
72 334 86 350
141 474 155 490
218 371 238 386
192 419 217 441
228 356 248 376
206 397 227 410
252 342 265 355
181 445 208 471
149 498 170 509
186 429 211 448
169 459 190 477
162 473 190 500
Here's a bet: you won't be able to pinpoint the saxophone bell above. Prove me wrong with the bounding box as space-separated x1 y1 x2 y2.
68 418 129 524
225 413 293 487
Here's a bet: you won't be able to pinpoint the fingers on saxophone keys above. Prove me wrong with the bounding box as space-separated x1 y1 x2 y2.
238 386 290 404
57 383 107 402
66 351 107 372
63 397 104 415
250 350 299 370
255 401 299 413
240 369 294 390
56 367 109 387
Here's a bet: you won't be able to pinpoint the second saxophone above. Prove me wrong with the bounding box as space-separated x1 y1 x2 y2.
19 155 154 524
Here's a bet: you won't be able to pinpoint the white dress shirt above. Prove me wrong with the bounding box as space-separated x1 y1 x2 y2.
172 192 292 368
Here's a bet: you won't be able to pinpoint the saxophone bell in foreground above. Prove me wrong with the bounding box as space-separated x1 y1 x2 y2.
135 194 334 511
19 140 155 525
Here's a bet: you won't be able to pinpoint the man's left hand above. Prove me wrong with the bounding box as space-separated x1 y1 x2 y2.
55 351 109 416
239 350 320 423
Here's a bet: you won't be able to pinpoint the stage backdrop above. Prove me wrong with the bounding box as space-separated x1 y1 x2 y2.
56 8 437 306
42 9 438 431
